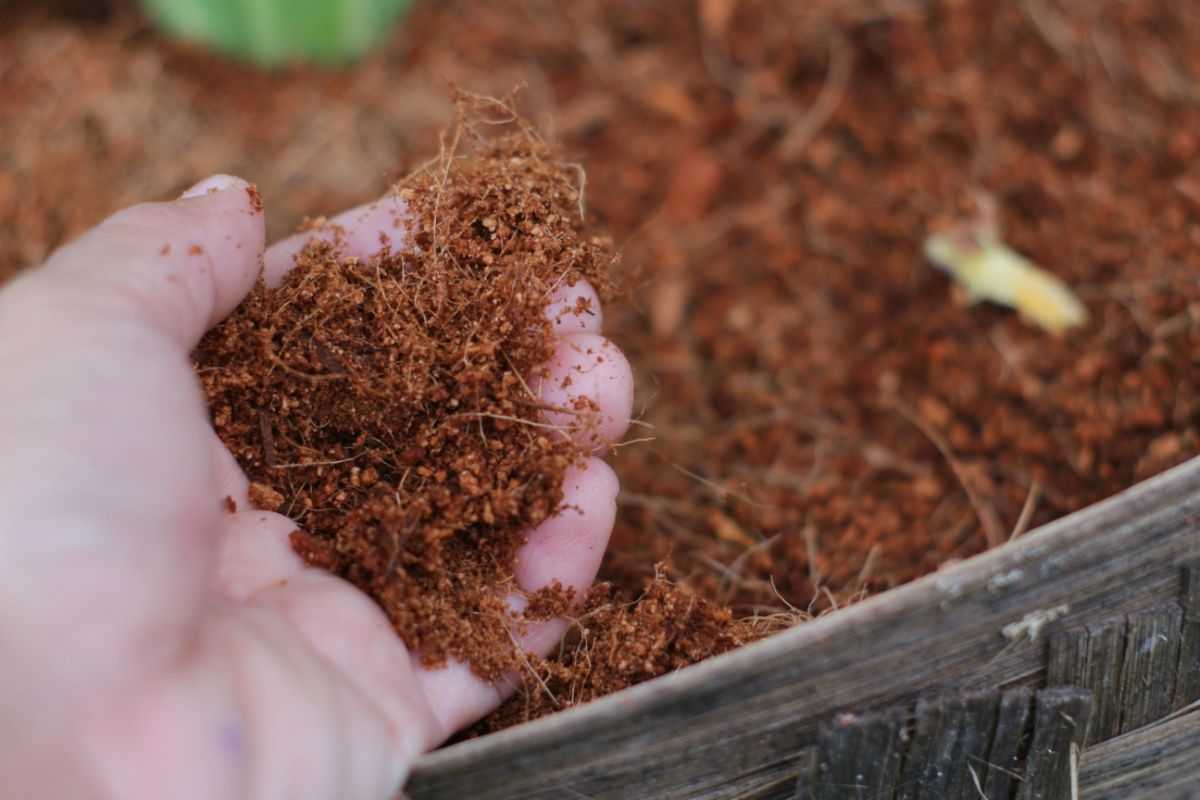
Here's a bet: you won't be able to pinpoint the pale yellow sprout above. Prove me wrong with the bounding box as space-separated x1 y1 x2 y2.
923 229 1088 335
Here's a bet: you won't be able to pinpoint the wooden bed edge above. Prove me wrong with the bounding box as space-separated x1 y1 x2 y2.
407 456 1200 798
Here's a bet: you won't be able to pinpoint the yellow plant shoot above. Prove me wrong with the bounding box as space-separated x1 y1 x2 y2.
923 229 1088 335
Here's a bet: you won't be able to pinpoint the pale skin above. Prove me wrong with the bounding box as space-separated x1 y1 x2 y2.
0 174 634 799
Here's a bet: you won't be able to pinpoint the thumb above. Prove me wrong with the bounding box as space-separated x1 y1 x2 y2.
0 175 265 690
34 174 264 350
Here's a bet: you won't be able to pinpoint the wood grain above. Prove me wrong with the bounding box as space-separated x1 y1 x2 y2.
935 691 1002 800
1047 619 1125 743
1015 687 1091 800
982 687 1034 800
405 458 1200 800
1117 604 1183 732
794 687 1058 800
896 691 1005 800
1080 701 1200 799
794 708 905 800
1172 564 1200 709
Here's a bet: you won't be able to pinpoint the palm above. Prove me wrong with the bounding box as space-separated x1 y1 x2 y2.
0 177 632 799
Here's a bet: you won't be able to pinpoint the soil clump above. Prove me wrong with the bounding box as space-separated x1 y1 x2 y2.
197 110 614 679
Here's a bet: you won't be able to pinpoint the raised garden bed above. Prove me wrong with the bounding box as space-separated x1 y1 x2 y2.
406 456 1200 798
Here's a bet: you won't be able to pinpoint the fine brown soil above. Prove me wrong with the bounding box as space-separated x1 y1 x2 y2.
197 109 616 680
4 0 1200 732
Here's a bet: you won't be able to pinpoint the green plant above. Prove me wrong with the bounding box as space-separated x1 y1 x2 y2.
139 0 414 66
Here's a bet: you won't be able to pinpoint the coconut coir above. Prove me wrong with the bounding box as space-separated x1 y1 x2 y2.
8 0 1200 737
196 124 615 680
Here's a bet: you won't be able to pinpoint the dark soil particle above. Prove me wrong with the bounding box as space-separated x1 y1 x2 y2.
4 0 1200 733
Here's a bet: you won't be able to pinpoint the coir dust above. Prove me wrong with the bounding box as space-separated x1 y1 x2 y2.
196 104 630 682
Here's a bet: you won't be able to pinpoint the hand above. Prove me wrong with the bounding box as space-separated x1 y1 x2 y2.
0 175 633 799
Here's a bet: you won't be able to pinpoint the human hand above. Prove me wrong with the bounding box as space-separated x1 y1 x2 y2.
0 175 633 799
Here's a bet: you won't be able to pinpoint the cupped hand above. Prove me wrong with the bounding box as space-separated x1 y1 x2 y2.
0 175 633 799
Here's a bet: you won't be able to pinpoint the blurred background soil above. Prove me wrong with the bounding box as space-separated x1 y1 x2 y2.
4 0 1200 726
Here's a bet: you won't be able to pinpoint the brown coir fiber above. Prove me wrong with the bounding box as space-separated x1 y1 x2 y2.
196 114 614 680
466 574 766 736
9 0 1200 737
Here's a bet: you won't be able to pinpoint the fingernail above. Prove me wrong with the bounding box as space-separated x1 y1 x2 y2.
180 174 243 199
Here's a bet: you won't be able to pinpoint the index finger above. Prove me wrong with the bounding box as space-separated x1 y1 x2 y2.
262 195 605 334
262 197 409 287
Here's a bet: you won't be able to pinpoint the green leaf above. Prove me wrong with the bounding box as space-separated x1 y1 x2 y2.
139 0 414 66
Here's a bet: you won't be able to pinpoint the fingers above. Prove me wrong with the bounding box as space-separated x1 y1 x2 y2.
0 176 265 689
511 459 618 592
262 197 409 287
410 278 627 737
9 174 266 352
211 511 305 602
243 193 630 741
212 430 251 509
413 458 619 737
546 276 603 334
535 334 634 450
260 195 600 340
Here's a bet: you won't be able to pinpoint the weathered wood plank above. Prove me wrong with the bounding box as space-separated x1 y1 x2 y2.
1015 687 1092 800
940 691 1000 800
1046 619 1125 743
797 688 1051 800
897 691 1003 800
1172 564 1200 709
1046 628 1089 694
406 458 1200 800
1118 604 1183 732
1080 702 1200 799
791 748 817 800
794 708 905 800
981 687 1033 800
1081 622 1126 743
896 695 941 800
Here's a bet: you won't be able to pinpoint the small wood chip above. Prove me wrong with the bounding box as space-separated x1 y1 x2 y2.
247 482 284 511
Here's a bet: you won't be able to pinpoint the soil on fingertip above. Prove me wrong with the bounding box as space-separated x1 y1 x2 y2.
196 102 616 680
5 0 1200 736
